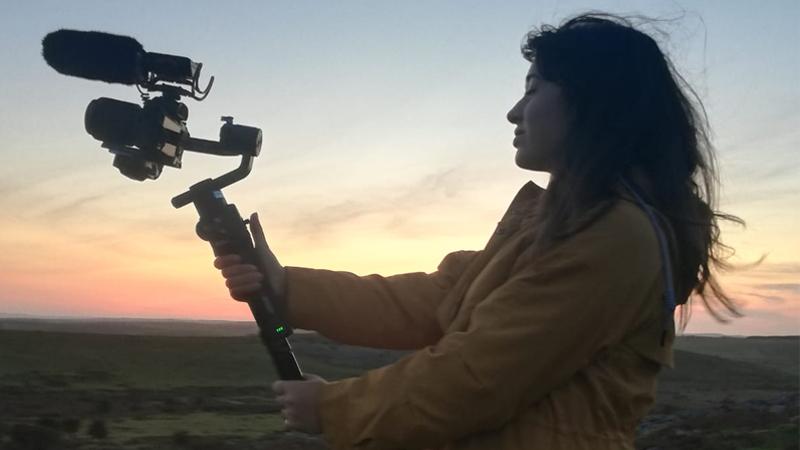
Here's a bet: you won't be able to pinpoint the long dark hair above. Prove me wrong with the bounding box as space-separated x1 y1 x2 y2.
520 12 753 332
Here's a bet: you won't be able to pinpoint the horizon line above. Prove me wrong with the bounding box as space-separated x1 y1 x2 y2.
1 313 796 339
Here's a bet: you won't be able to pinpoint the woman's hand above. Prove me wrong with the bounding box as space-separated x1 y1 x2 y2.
213 212 286 301
273 373 328 434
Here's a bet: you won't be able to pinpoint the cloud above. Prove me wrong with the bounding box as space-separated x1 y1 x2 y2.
723 107 800 158
0 160 106 194
31 193 111 220
755 262 800 275
746 292 786 303
16 181 129 229
732 261 800 278
0 177 50 198
762 163 800 180
739 307 800 321
754 283 800 294
286 166 468 237
0 182 15 197
725 186 799 206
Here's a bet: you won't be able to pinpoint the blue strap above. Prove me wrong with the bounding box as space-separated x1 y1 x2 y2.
619 178 676 347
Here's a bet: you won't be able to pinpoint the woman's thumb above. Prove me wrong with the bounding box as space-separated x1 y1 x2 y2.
249 213 268 249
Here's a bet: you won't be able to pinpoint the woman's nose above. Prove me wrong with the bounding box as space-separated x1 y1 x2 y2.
507 99 523 124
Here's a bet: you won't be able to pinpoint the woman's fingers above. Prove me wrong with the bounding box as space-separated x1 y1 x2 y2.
214 254 241 269
211 216 282 302
220 264 259 279
224 271 263 288
213 256 265 301
224 268 264 301
227 270 264 300
230 285 263 300
249 213 270 251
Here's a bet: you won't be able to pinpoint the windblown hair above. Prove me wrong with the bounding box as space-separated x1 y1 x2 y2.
520 12 751 332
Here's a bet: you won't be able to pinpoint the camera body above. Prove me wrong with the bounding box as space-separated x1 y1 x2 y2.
85 95 185 180
84 90 262 181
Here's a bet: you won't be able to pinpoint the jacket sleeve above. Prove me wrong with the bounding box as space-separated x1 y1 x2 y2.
316 211 662 449
283 250 479 350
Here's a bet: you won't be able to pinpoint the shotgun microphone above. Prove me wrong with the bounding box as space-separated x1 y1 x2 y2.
42 29 199 86
42 29 145 85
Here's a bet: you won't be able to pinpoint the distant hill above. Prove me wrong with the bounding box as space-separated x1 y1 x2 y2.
0 317 310 337
0 328 794 391
674 335 799 376
663 349 798 391
2 317 792 338
0 329 410 387
1 317 796 376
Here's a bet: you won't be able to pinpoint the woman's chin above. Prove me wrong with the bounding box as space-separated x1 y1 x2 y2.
515 150 547 171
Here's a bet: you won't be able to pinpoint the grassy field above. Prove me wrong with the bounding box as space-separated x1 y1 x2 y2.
0 330 365 389
673 335 799 376
0 327 405 449
0 322 797 449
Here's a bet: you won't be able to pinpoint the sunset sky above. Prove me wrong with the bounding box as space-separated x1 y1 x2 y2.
1 1 797 336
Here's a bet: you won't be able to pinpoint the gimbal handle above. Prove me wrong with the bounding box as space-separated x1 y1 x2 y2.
171 157 304 381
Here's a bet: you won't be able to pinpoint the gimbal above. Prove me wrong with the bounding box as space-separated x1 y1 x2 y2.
43 29 304 380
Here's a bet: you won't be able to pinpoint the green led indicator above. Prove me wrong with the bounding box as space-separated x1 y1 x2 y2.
276 326 284 333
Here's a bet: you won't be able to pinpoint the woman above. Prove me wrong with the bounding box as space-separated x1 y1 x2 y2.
214 12 745 450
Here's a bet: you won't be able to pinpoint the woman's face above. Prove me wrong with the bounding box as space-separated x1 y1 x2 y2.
506 64 573 172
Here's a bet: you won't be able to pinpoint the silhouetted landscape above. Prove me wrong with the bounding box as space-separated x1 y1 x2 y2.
0 318 797 449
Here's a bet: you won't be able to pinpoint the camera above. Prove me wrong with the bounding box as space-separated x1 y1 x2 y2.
43 28 262 181
84 95 261 181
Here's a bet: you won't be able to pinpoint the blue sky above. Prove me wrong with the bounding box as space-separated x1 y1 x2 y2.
0 1 798 335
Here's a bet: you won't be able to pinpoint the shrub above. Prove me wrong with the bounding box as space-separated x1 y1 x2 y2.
36 416 59 430
61 417 81 434
172 430 190 446
87 419 108 439
95 399 112 414
10 423 63 449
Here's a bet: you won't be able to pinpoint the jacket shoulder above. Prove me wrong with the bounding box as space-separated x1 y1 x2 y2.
562 198 663 275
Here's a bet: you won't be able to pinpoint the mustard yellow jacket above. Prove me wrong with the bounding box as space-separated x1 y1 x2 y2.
283 181 678 450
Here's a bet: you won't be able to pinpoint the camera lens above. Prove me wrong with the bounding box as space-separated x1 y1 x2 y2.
85 98 142 146
113 153 163 181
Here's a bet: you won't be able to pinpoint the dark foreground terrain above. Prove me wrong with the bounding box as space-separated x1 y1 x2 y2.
0 319 797 449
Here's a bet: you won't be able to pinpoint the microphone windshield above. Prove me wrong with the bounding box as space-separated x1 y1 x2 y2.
42 29 145 85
